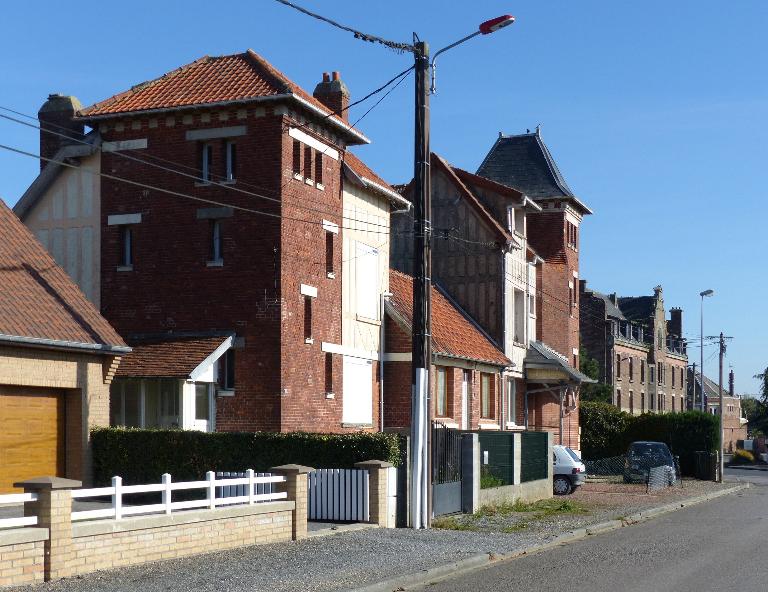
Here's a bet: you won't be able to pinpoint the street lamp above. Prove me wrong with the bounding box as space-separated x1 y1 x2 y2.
699 290 714 412
410 15 514 530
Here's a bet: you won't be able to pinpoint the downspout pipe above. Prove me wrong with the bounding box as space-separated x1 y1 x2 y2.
380 292 393 432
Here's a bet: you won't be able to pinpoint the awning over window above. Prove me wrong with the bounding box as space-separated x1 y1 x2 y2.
524 341 595 384
116 334 234 380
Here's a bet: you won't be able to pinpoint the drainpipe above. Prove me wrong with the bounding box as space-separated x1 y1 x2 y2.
379 291 393 432
499 366 505 430
559 386 565 446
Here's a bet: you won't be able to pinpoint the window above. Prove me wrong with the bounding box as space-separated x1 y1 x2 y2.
513 288 525 343
315 152 323 185
641 392 645 413
304 295 313 342
481 373 493 418
629 391 634 415
529 293 536 317
194 383 210 421
292 140 301 175
650 365 656 385
325 231 334 276
202 143 213 182
217 349 235 391
616 354 622 379
355 242 379 319
119 225 132 268
657 362 663 385
569 283 575 316
672 395 676 412
672 367 676 388
225 141 237 181
111 378 181 429
506 206 514 233
324 353 333 394
303 146 313 180
436 367 448 417
507 378 517 424
641 360 645 383
629 357 634 381
566 221 578 249
210 220 222 263
616 389 621 409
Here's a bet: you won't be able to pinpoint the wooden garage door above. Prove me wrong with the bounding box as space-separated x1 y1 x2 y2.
0 388 65 493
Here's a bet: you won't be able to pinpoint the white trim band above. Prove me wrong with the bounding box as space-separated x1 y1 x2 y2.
102 139 148 152
289 127 339 161
300 284 318 298
107 213 142 226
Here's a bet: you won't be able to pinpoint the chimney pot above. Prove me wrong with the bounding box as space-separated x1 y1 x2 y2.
38 94 83 173
322 72 330 82
332 71 340 81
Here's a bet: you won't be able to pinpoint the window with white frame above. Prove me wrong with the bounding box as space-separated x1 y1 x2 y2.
217 349 235 391
111 378 181 429
436 367 448 417
119 225 133 268
225 141 237 181
513 288 525 344
201 143 214 182
507 378 517 424
355 242 379 319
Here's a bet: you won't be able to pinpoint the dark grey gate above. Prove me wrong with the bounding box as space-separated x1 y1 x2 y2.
432 422 462 516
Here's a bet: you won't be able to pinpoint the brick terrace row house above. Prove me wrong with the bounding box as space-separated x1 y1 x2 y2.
689 369 748 452
15 51 410 434
391 139 592 449
580 283 689 414
0 200 127 491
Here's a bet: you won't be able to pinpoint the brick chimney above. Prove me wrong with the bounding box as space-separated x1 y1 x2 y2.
609 293 618 306
669 307 683 337
38 94 84 172
729 369 735 397
313 71 350 122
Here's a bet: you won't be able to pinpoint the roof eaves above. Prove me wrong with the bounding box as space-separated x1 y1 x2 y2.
342 161 410 209
0 333 131 355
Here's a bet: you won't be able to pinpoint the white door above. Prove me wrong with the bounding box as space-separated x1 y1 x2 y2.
461 370 470 430
191 383 214 432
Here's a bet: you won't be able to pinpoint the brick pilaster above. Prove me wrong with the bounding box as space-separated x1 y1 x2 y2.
270 464 313 540
16 476 81 581
354 460 394 528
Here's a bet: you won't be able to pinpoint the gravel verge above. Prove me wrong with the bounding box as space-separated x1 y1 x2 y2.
8 480 735 592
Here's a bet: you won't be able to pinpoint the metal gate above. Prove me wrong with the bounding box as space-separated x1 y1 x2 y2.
432 422 463 516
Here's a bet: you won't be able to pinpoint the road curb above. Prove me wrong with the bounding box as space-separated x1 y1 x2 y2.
349 483 748 592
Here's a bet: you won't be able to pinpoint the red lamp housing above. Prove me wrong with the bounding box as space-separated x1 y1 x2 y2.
479 14 515 35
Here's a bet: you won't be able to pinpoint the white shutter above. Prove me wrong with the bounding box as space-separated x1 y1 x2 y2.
342 356 373 424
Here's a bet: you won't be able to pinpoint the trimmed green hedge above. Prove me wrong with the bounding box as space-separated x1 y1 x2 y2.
91 428 401 486
581 402 719 476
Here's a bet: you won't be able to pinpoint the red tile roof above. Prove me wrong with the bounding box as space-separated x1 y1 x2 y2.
388 270 509 366
344 152 394 192
0 200 126 350
78 50 367 143
116 335 230 378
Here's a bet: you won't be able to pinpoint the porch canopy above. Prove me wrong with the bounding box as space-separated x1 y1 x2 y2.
524 341 595 444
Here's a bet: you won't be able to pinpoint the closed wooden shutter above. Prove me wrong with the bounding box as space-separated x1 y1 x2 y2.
0 388 65 493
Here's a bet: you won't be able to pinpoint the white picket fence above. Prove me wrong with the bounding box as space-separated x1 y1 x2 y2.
308 468 369 522
69 470 286 522
216 471 274 498
0 493 39 529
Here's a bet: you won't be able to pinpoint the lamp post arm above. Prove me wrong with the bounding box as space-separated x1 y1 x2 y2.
430 31 482 93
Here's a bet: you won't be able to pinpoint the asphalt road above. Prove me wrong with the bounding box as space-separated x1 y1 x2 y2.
418 472 767 592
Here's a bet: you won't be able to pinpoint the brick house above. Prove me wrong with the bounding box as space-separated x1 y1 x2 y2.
476 129 593 449
0 200 127 491
689 369 748 452
390 152 592 448
15 50 408 435
383 270 511 431
580 282 688 413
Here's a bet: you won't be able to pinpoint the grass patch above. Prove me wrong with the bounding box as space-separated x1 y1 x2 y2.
502 522 530 533
476 498 590 518
432 516 479 531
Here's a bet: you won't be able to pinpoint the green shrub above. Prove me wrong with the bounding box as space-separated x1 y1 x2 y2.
480 467 505 489
91 428 401 486
580 403 719 477
732 448 755 464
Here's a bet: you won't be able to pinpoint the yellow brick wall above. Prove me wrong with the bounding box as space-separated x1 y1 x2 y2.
0 345 116 485
0 540 45 587
69 510 292 574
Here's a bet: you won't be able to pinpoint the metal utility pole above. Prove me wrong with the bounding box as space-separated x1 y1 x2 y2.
700 289 714 411
691 361 697 411
718 332 725 483
410 38 431 530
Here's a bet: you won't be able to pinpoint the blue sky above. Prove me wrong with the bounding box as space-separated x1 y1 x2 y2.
1 1 766 393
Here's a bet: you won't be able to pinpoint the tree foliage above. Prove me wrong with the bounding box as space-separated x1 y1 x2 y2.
579 348 613 404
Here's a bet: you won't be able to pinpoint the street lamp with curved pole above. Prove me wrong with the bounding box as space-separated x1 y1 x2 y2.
699 289 714 412
409 14 515 530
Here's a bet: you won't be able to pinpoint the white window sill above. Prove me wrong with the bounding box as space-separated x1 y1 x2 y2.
221 179 236 185
435 420 459 429
206 259 224 267
479 423 501 430
505 422 525 431
305 338 314 345
326 272 336 280
356 314 381 326
342 423 373 429
325 392 335 399
304 178 314 185
217 389 235 397
117 265 133 272
293 173 303 181
194 181 212 187
316 183 325 191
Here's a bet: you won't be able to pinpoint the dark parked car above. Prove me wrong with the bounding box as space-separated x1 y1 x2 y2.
623 441 677 484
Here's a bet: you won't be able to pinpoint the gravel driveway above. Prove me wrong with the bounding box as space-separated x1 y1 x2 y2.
7 480 733 592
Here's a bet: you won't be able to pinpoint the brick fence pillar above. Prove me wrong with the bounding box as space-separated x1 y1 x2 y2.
354 460 394 527
15 476 81 581
270 464 312 540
